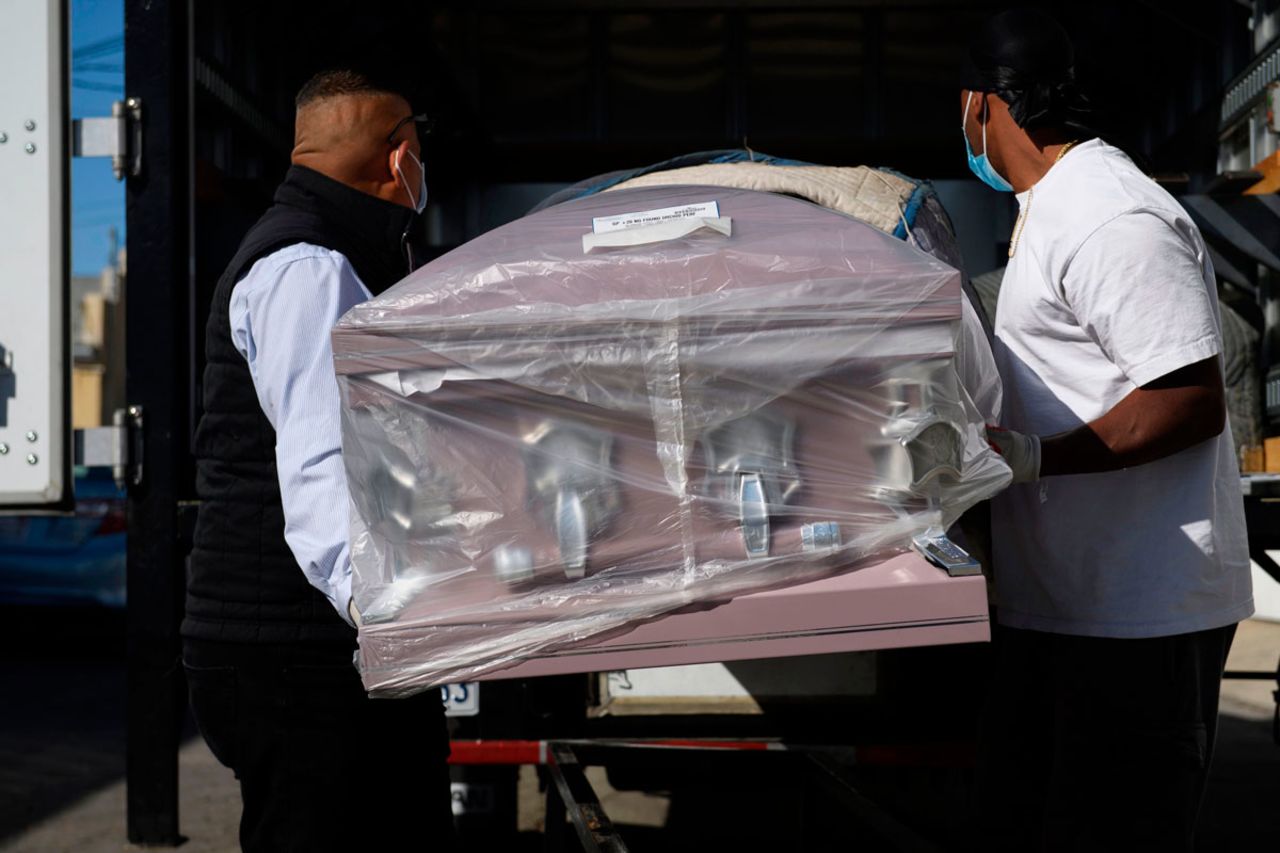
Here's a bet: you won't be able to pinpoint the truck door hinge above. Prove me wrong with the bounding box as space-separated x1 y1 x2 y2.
72 97 142 180
73 405 144 491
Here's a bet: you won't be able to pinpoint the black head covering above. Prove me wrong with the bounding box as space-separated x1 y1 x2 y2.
961 8 1092 130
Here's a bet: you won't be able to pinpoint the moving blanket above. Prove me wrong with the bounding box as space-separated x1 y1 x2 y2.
333 184 1011 696
589 158 1002 421
606 162 918 235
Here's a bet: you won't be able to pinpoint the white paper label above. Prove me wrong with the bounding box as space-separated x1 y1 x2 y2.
582 216 732 253
592 201 720 234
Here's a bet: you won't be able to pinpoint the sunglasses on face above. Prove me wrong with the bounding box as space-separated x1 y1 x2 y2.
386 113 434 146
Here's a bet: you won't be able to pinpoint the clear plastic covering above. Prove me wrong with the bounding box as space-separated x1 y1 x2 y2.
333 185 1010 696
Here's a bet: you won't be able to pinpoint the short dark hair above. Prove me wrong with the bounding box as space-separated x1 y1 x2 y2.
295 68 406 110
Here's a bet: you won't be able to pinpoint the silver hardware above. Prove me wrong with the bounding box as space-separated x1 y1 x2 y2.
871 365 967 498
26 453 37 465
0 443 8 455
870 417 964 499
23 120 35 132
702 411 801 558
360 456 453 542
523 421 619 580
72 98 143 180
0 132 7 144
25 430 36 443
913 528 982 577
555 489 589 578
123 406 144 488
74 407 145 490
801 521 841 552
739 473 771 557
703 413 801 506
343 409 455 544
24 143 35 154
74 424 125 469
493 546 534 585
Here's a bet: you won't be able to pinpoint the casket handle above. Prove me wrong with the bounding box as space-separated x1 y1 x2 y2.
739 472 771 558
556 487 590 579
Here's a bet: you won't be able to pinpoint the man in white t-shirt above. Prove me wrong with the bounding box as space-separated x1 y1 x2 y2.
957 10 1253 851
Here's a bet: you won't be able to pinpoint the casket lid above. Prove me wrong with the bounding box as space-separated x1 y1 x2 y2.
332 185 960 360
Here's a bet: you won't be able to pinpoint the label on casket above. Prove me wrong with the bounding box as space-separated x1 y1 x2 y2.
592 200 719 234
440 682 479 716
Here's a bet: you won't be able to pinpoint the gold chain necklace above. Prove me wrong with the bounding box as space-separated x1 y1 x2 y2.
1007 140 1078 259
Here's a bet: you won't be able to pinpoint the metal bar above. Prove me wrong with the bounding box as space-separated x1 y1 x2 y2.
1223 671 1280 680
1251 547 1280 585
543 768 568 853
1180 195 1280 271
541 740 953 846
123 0 193 844
71 100 142 181
805 753 942 853
545 743 630 853
447 736 977 770
450 739 549 765
73 425 124 468
72 115 125 158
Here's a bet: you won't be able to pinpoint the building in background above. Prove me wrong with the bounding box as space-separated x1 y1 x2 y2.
71 231 125 430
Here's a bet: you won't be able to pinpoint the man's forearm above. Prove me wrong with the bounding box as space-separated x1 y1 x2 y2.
1039 357 1225 477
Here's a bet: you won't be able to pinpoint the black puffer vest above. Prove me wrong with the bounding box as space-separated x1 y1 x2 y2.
184 165 417 644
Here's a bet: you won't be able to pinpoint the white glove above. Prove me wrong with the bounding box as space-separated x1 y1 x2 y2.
347 597 363 628
986 426 1041 484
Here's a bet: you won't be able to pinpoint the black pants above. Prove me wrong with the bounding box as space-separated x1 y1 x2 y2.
972 623 1236 852
183 638 455 853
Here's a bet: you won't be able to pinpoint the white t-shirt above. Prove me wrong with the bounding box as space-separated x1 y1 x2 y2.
991 138 1252 638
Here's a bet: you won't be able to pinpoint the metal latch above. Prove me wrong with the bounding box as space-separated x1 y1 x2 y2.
702 412 801 559
555 488 590 579
73 405 144 491
72 97 142 180
912 527 982 578
738 472 771 557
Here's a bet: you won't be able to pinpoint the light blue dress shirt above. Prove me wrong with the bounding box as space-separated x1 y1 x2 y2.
228 243 370 627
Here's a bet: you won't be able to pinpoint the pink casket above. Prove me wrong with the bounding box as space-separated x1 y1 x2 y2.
333 185 1009 696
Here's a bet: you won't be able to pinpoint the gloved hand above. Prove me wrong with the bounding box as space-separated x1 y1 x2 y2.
986 426 1041 484
347 597 363 628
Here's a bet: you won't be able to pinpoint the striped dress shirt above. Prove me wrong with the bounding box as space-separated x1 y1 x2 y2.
228 242 370 627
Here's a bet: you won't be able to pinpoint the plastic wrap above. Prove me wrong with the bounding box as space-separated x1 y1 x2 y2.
333 185 1011 696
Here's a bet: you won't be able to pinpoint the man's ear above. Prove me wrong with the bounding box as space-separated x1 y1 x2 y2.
388 139 410 182
985 92 1014 119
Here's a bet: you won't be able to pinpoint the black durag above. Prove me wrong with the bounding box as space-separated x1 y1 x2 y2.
960 8 1093 132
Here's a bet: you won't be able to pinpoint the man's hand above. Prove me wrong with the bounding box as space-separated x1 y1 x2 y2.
986 426 1042 484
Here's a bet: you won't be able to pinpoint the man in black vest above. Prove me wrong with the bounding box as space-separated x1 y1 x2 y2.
184 69 452 851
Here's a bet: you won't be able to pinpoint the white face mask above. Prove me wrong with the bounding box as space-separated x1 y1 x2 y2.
394 148 428 214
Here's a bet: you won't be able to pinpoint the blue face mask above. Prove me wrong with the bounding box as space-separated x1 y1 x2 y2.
963 92 1014 193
